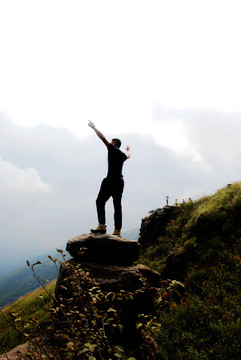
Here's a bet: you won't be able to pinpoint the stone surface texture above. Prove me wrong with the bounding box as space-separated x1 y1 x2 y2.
66 233 139 265
55 233 161 295
138 205 177 248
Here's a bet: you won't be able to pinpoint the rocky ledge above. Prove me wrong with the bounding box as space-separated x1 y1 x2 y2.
56 259 161 294
55 234 161 295
66 233 140 265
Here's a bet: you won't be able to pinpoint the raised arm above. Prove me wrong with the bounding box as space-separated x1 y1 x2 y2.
88 121 109 147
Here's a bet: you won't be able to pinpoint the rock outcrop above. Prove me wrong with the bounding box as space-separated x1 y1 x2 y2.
0 343 30 360
66 233 139 265
54 233 160 359
138 205 177 248
56 233 161 295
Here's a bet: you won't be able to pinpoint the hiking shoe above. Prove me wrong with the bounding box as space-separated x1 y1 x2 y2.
112 229 121 236
90 224 106 234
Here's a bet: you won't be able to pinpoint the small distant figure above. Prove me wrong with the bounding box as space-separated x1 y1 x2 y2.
88 121 130 237
182 199 186 204
188 197 192 203
175 199 178 206
166 196 169 206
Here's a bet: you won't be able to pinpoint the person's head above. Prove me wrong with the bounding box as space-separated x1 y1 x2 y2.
111 138 121 148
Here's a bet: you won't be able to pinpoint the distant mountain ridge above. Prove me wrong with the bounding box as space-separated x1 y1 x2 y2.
0 252 60 308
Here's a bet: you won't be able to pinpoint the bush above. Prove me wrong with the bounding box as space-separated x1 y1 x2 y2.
2 257 158 360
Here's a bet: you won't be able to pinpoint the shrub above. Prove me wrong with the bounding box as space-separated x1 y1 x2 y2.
2 257 158 360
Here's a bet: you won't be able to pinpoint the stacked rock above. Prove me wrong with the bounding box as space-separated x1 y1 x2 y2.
56 233 161 293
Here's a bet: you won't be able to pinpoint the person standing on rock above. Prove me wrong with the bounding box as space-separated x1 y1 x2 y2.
88 120 130 236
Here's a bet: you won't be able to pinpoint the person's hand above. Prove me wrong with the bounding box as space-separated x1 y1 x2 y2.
126 145 131 158
88 120 95 129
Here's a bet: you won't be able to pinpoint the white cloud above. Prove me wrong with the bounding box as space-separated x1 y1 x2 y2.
149 119 206 167
152 106 241 174
0 0 241 136
0 115 240 271
0 157 52 194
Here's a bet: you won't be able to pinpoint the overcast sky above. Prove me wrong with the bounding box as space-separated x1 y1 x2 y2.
1 0 241 271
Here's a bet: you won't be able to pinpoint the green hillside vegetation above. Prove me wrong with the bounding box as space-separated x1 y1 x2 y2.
138 182 241 359
0 281 55 354
1 183 241 359
0 260 58 308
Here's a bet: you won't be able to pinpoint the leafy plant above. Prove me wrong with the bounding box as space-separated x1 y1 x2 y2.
1 254 158 359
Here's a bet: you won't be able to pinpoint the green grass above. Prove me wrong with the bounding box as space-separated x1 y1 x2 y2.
0 281 55 354
139 182 241 359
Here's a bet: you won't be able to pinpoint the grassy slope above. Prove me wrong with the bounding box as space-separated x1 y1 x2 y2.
0 251 67 308
139 182 241 360
0 281 55 354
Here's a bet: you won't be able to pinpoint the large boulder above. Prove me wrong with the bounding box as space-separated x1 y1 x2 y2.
66 233 139 265
138 206 177 248
56 260 161 294
55 233 161 295
54 234 160 359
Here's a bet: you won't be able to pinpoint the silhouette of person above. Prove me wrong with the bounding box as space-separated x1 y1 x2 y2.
88 121 130 236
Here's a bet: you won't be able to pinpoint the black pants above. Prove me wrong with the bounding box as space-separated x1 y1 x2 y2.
96 177 124 230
